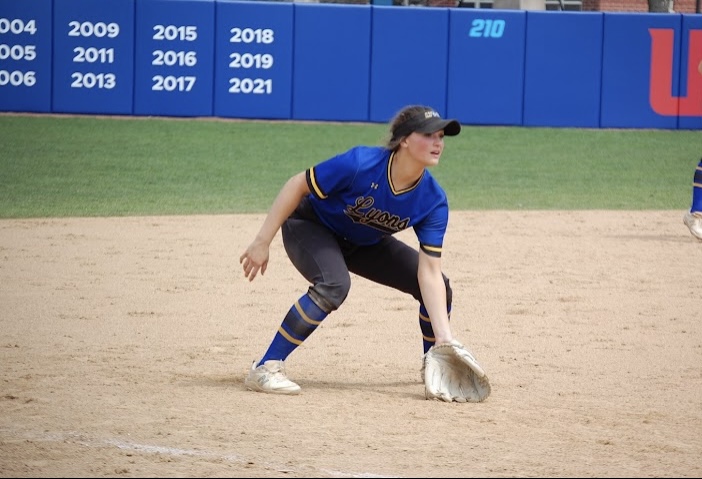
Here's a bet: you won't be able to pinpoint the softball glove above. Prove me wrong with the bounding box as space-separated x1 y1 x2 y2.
422 340 491 403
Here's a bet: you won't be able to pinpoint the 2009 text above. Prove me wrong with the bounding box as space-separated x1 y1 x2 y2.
68 21 120 38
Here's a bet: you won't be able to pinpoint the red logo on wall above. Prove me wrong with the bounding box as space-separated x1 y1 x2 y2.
649 28 702 116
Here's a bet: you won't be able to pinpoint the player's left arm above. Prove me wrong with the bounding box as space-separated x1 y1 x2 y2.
417 250 453 345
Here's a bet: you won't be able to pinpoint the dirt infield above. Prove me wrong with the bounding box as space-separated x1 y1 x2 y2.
1 211 700 478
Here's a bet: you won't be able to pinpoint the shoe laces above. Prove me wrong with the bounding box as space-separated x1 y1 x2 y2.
263 361 286 377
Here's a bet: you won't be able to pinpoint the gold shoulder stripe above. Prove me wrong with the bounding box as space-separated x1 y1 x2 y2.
308 168 327 199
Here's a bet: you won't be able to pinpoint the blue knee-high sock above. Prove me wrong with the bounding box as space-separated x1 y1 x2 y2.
419 303 452 354
691 159 702 212
259 293 328 364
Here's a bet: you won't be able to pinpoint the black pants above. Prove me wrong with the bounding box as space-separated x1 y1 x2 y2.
281 197 451 313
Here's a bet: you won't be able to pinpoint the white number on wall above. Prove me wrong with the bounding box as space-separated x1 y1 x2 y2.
0 70 36 87
0 44 36 61
152 75 196 92
228 77 272 94
0 18 37 35
229 28 274 44
152 50 197 67
152 25 197 42
73 47 115 64
68 21 120 38
229 53 273 69
70 72 116 89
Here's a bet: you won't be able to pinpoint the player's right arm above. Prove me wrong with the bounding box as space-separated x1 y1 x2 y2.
239 172 310 281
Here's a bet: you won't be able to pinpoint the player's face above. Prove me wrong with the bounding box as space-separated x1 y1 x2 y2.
407 130 446 167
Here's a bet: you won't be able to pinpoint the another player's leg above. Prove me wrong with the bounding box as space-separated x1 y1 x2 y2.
683 158 702 241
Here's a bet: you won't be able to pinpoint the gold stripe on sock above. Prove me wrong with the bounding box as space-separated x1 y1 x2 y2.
294 301 323 326
278 326 303 346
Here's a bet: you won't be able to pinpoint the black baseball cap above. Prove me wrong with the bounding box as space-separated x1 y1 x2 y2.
392 108 461 140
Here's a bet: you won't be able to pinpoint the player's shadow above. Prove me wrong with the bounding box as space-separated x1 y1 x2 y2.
298 379 423 400
610 233 696 243
183 375 424 400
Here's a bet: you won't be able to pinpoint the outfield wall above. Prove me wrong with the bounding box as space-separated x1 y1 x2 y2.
0 0 700 129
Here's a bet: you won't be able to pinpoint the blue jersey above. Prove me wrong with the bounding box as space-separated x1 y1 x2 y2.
305 145 448 257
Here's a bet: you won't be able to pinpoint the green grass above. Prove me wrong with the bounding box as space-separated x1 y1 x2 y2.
0 114 699 218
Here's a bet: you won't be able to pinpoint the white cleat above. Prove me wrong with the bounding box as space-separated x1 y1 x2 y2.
683 211 702 242
244 360 301 395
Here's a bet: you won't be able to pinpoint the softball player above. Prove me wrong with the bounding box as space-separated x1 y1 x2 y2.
683 157 702 241
239 105 462 394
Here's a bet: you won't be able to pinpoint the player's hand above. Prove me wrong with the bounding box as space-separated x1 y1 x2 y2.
239 239 270 282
